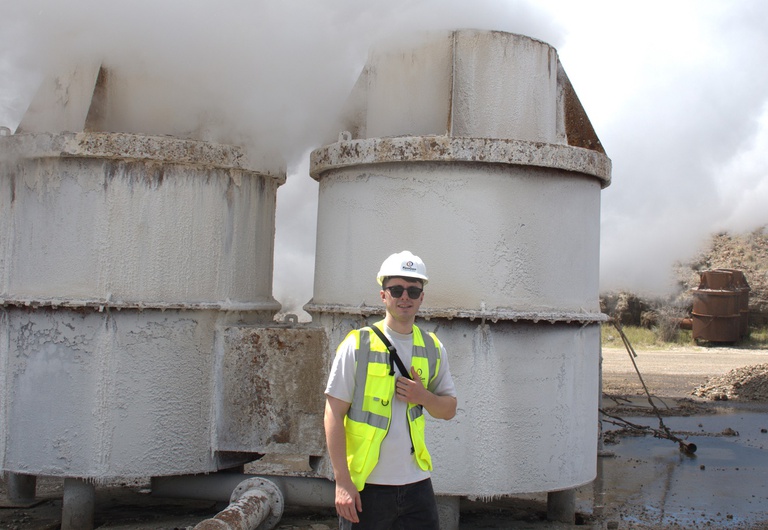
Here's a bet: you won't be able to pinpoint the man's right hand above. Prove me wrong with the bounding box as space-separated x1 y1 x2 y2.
325 396 362 523
335 478 362 523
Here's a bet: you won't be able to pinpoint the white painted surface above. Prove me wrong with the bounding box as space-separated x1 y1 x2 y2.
1 308 219 478
352 30 559 142
363 33 454 139
15 63 101 134
312 162 601 315
0 133 281 308
451 31 558 142
425 320 599 495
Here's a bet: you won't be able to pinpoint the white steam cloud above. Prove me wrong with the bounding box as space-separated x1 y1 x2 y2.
1 0 767 316
545 0 768 294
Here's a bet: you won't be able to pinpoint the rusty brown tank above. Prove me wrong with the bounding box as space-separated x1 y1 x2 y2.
692 269 750 342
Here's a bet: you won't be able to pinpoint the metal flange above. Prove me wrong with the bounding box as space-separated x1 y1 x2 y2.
230 477 285 530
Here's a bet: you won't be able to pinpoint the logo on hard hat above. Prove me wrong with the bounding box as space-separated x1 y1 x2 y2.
403 261 416 271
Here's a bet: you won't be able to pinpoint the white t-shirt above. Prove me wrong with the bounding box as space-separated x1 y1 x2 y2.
325 324 457 486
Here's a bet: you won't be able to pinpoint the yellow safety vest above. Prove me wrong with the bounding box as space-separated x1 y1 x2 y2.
342 320 443 491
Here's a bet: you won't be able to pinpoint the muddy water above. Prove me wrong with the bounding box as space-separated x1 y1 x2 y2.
596 406 768 528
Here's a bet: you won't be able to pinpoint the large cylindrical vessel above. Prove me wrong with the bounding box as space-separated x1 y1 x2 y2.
0 131 283 478
308 30 610 496
692 269 750 343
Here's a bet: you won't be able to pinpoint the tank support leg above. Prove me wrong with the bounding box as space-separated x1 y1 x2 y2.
62 478 95 530
436 495 460 530
6 473 37 504
547 488 576 524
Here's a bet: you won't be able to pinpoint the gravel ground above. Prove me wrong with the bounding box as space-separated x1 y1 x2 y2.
601 346 768 399
693 363 768 401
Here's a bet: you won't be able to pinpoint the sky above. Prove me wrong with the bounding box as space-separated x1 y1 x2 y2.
1 0 766 316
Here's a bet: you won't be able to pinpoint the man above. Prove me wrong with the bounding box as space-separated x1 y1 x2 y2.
324 250 458 530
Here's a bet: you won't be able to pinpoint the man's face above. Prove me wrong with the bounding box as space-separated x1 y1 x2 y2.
381 277 424 323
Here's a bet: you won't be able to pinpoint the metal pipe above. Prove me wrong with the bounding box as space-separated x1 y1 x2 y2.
193 477 284 530
151 473 335 508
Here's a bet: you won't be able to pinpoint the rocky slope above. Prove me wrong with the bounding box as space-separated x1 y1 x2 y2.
694 363 768 401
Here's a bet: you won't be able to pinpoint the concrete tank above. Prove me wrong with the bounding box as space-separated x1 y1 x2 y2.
0 131 284 478
308 30 611 496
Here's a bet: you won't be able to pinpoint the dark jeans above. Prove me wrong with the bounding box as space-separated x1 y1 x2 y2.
338 478 439 530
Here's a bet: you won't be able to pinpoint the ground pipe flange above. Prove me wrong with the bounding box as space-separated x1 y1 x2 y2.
194 477 285 530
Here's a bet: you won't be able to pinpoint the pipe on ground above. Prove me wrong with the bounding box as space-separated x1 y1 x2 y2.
152 473 335 507
193 477 284 530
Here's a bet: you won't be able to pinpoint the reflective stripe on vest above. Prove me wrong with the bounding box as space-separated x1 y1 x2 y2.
343 321 442 491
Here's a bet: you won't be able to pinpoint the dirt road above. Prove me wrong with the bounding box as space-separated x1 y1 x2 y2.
601 345 768 398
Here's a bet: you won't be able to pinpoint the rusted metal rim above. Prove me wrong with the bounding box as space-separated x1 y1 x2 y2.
691 312 741 319
309 135 612 188
693 289 746 294
1 296 282 312
304 302 607 324
0 132 285 183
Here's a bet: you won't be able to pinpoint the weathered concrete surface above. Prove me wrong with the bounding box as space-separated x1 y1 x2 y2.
310 135 611 184
217 326 330 456
308 161 604 319
0 132 283 309
341 30 607 153
1 308 221 478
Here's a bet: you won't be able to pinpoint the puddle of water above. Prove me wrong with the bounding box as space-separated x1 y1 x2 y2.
595 410 768 527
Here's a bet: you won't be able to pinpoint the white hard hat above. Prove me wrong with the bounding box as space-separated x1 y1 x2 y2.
376 251 429 285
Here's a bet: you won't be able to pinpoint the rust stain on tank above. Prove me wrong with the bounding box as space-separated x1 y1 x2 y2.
218 326 330 454
309 136 611 187
558 63 605 154
339 141 363 160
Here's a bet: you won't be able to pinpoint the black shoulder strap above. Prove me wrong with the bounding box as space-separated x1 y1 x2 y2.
368 323 413 380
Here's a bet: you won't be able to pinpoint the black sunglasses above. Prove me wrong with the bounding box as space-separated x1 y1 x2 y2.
384 285 423 299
